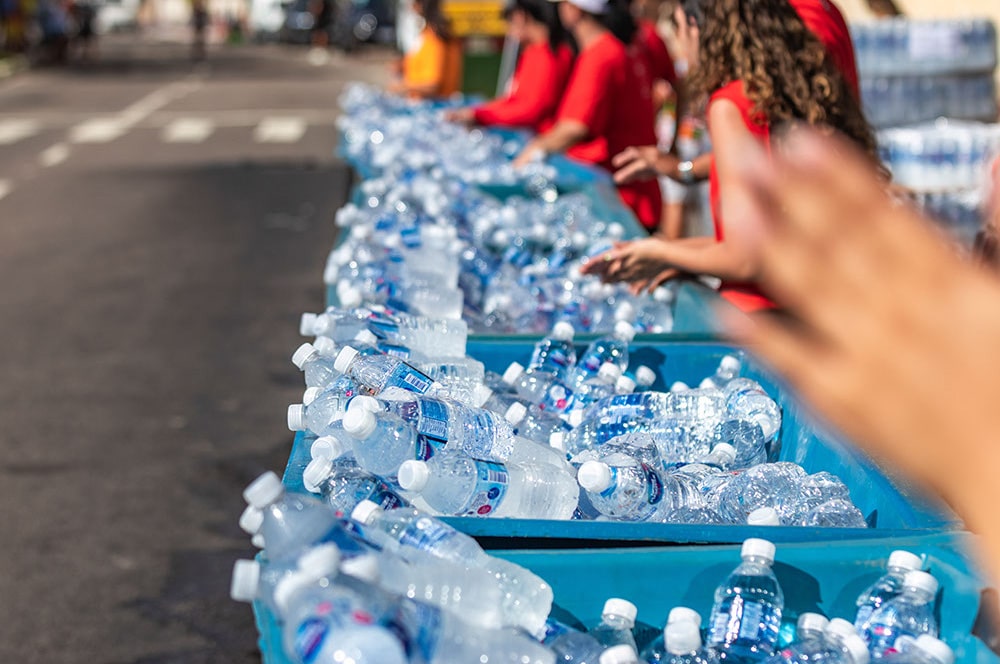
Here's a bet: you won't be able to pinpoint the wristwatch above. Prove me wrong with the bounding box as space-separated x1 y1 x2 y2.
676 160 696 184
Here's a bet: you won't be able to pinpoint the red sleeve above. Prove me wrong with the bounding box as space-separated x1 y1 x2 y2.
789 0 859 99
473 44 563 129
557 43 615 139
639 21 677 87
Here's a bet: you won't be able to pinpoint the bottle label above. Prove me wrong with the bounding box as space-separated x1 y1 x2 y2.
379 342 412 359
385 363 433 394
709 597 764 644
854 605 874 627
539 382 574 413
294 618 329 664
371 483 406 511
541 619 572 644
394 599 442 662
643 463 665 504
398 516 458 552
367 312 401 337
459 460 509 516
417 399 450 442
547 349 570 369
414 435 445 462
580 355 603 374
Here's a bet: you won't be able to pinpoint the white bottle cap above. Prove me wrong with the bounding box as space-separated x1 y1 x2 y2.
342 407 377 439
634 366 656 387
602 598 638 625
502 361 525 385
302 457 333 493
353 329 379 347
667 606 701 626
339 287 363 309
719 355 742 374
298 543 341 578
616 375 637 394
239 505 264 535
888 550 923 572
549 431 567 453
251 533 266 549
243 471 284 509
351 499 382 525
598 363 622 381
699 377 717 389
797 613 829 634
311 435 352 461
903 570 939 595
398 460 430 491
599 644 638 664
568 409 585 428
313 336 337 358
230 559 261 602
652 286 674 303
292 343 318 370
608 222 626 239
741 537 776 563
711 443 737 464
825 618 858 639
473 384 494 408
747 507 781 526
334 346 360 374
273 571 313 615
839 633 871 664
665 621 702 655
613 319 637 341
578 461 614 492
669 381 690 393
349 395 382 414
302 387 322 406
913 635 955 664
551 321 576 341
287 404 306 432
300 312 319 337
341 553 381 583
505 402 527 426
614 301 636 323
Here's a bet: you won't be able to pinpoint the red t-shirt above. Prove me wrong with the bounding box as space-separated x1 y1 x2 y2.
634 19 677 88
473 42 574 133
708 81 774 311
557 32 663 230
789 0 860 99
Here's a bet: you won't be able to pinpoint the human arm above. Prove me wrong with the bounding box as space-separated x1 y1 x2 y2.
513 120 590 168
612 146 711 184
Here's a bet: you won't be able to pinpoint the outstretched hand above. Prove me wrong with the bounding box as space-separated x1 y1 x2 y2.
443 108 475 125
580 238 680 293
612 146 674 185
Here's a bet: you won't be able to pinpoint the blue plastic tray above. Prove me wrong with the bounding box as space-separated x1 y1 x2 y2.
250 531 997 664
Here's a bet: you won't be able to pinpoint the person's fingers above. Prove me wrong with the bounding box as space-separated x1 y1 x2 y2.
613 159 650 185
645 268 679 292
611 147 639 168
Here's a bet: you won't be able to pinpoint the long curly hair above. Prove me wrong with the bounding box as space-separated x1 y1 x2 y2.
682 0 880 167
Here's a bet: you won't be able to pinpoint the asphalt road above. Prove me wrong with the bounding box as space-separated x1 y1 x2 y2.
0 34 388 663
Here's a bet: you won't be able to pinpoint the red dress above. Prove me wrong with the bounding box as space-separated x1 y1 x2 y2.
557 32 663 230
473 42 574 133
789 0 860 99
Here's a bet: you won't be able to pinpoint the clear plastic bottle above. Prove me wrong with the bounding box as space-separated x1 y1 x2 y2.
715 463 807 524
504 361 564 403
865 571 939 658
506 402 570 446
713 419 767 468
600 644 640 664
800 499 868 529
707 538 784 662
289 375 363 436
571 363 623 412
341 406 439 478
398 448 578 519
349 501 554 636
775 472 852 524
702 355 743 389
641 607 705 663
766 613 829 663
300 308 370 343
880 635 954 664
292 342 341 388
723 378 782 442
303 448 408 514
854 551 924 633
541 617 605 663
577 454 667 521
365 308 468 358
530 321 578 375
230 556 299 613
591 598 640 653
571 320 636 386
334 345 437 395
825 631 871 664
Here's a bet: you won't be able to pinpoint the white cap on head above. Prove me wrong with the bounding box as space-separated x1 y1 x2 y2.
839 633 870 664
598 644 638 664
598 362 622 381
613 320 637 341
353 329 378 347
244 471 284 508
502 362 525 385
568 409 585 427
888 550 923 572
665 621 702 655
719 355 742 374
298 543 342 579
343 408 377 439
667 606 701 626
341 553 380 583
616 375 637 394
287 404 306 432
505 402 528 426
230 559 261 602
747 507 781 526
549 431 567 453
313 336 337 358
797 613 829 634
602 598 638 624
398 460 430 491
634 366 656 387
825 618 858 639
302 457 333 493
741 538 776 563
292 343 318 370
552 321 575 341
913 636 954 664
578 461 614 492
903 570 938 595
473 384 494 407
351 499 382 525
239 505 264 535
669 381 690 393
302 387 322 406
334 346 360 374
310 434 352 461
300 312 319 337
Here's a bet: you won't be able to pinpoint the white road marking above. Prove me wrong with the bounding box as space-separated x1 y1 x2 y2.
254 117 307 143
0 119 39 145
0 179 11 201
162 117 214 143
69 118 128 143
39 143 70 167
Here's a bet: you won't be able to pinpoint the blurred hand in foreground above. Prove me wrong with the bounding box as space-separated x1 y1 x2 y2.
723 129 1000 586
612 145 676 185
443 108 476 125
580 237 681 294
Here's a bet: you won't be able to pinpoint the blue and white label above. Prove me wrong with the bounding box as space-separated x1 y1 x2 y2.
370 483 406 511
539 382 575 413
294 618 330 664
384 363 433 394
642 463 665 504
709 597 763 644
398 516 458 552
417 399 450 442
414 435 444 462
459 460 509 516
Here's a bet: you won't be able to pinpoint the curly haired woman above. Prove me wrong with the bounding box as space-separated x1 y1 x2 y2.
582 0 881 310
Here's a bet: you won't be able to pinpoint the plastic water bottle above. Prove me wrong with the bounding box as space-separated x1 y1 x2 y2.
640 606 704 663
747 506 781 526
414 355 485 404
505 402 570 445
880 635 954 664
334 345 437 395
541 618 605 663
349 501 554 636
766 613 829 663
724 379 782 442
571 363 623 411
601 644 640 663
713 419 767 468
571 320 636 386
707 538 784 661
590 598 639 652
397 448 579 519
300 309 370 342
292 342 341 388
800 499 868 529
529 321 578 375
230 557 299 612
716 463 807 524
775 472 851 524
303 449 408 514
365 309 468 358
660 621 714 664
616 374 637 395
503 361 561 402
341 406 439 477
825 630 871 664
865 571 939 658
631 365 657 390
577 454 667 521
289 376 363 435
854 551 924 633
702 355 743 389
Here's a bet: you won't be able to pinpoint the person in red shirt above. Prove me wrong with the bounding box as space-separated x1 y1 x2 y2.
513 0 663 231
632 0 677 97
446 0 574 133
581 0 880 311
